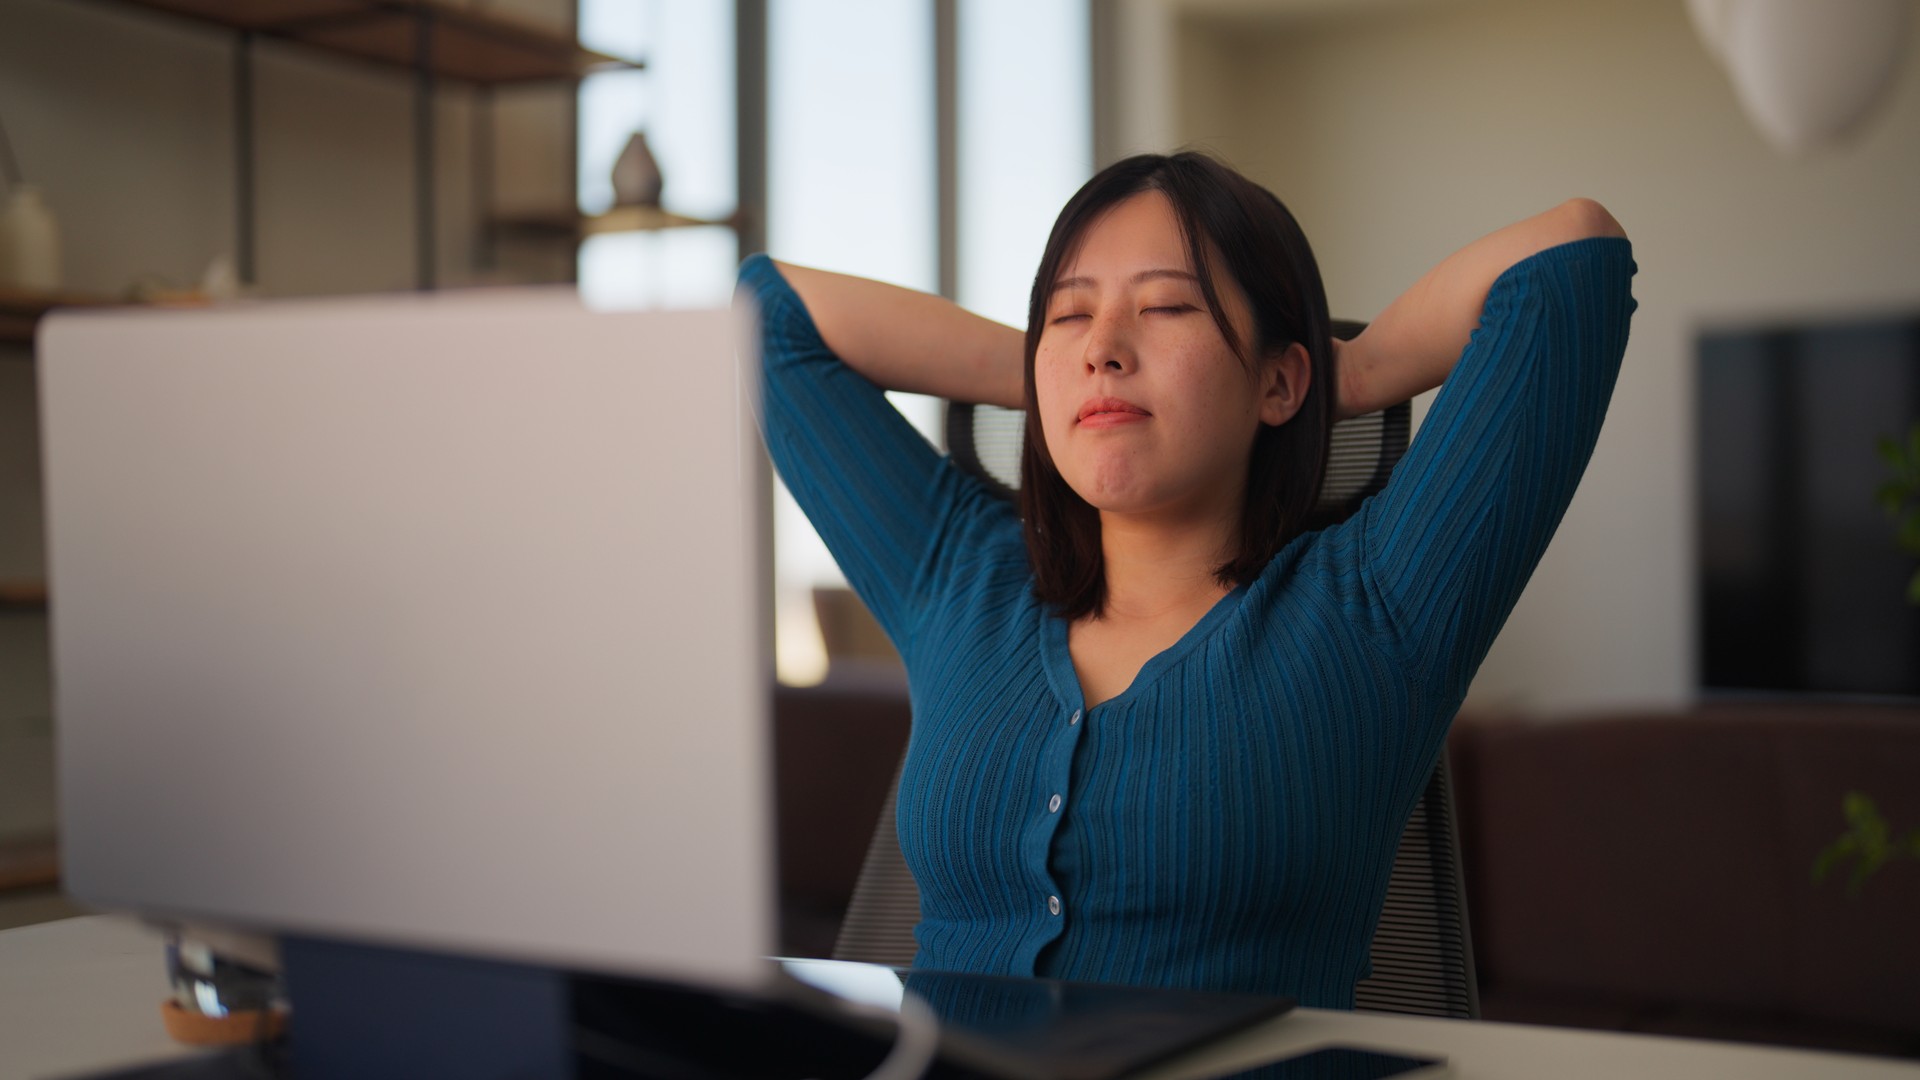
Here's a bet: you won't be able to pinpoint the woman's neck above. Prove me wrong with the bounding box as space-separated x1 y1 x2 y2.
1094 509 1238 622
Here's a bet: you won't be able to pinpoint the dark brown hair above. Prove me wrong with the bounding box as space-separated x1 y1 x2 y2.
1019 151 1336 620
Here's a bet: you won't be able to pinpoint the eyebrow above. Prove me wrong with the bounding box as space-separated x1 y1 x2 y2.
1048 268 1201 295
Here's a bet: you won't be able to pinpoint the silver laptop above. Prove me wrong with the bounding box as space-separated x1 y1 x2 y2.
38 289 774 989
40 290 1297 1080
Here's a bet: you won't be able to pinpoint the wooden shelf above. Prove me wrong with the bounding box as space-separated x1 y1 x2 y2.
490 205 741 240
584 206 739 236
0 582 50 612
0 835 59 893
105 0 641 85
0 286 120 346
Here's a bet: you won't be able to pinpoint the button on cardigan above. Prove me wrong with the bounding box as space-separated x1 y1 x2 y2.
738 239 1636 1008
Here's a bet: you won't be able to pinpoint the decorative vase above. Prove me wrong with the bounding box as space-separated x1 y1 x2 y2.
0 183 61 290
610 131 664 208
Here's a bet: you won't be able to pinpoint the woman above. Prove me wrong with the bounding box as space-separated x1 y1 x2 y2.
738 152 1634 1009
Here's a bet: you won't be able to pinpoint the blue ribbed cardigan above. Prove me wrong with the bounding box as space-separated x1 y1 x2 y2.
738 238 1637 1008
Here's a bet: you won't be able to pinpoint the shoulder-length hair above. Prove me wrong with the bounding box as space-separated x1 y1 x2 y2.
1019 151 1336 621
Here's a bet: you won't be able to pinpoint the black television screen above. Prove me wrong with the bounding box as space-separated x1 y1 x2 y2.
1697 317 1920 699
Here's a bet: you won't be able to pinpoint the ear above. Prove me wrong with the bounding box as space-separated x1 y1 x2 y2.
1257 342 1311 427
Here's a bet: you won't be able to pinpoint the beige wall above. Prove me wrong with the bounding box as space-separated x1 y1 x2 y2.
0 0 580 582
1176 0 1920 715
0 0 571 841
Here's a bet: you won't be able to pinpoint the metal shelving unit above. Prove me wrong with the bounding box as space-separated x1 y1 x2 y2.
98 0 644 290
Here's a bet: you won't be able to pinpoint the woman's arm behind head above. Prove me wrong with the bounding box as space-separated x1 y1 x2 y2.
772 260 1026 410
1336 198 1628 419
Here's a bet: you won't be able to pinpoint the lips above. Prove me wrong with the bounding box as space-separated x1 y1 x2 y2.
1077 397 1151 425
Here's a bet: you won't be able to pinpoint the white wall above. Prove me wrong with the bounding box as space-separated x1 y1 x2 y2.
1104 0 1181 161
0 0 571 841
1176 0 1920 715
0 0 588 577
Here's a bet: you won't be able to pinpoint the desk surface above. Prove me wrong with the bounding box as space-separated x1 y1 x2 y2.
3 915 1917 1080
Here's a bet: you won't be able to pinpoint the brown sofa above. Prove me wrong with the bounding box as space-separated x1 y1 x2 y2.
771 680 1920 1058
1450 704 1920 1058
772 664 912 959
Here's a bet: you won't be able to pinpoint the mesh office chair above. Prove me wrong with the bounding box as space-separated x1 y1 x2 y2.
831 321 1479 1020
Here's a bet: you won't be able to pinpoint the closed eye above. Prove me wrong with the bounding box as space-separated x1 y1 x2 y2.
1049 313 1089 325
1144 305 1197 316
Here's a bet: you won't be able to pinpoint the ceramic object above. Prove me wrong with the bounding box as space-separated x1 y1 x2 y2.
611 130 664 208
162 928 286 1046
201 254 241 302
0 184 60 289
1689 0 1912 154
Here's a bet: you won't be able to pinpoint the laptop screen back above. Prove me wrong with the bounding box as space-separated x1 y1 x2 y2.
38 290 772 988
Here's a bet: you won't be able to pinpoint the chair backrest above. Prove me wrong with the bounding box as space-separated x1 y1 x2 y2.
833 322 1478 1018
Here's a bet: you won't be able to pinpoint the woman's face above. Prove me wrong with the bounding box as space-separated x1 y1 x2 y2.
1035 190 1305 523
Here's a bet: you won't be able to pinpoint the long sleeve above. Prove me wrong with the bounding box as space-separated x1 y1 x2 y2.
1354 236 1637 698
736 254 989 655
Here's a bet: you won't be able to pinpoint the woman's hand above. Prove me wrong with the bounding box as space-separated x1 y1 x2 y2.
1332 199 1626 418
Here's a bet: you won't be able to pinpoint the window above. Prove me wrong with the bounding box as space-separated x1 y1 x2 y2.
767 0 940 684
957 0 1092 327
577 1 738 311
581 2 1093 685
764 1 1092 684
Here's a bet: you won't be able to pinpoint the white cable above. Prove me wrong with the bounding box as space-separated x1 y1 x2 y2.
853 988 941 1080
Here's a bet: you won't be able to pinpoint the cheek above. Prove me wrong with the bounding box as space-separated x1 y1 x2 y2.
1036 400 1072 464
1032 348 1072 436
1034 337 1070 384
1163 358 1264 465
1185 347 1262 419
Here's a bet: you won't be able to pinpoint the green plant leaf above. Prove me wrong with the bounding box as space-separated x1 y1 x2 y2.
1880 481 1911 514
1909 569 1920 606
1843 791 1883 828
1878 436 1902 469
1848 853 1883 896
1901 513 1920 553
1812 836 1856 883
1883 427 1920 486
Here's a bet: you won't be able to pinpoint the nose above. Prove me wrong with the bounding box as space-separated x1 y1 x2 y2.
1082 308 1136 375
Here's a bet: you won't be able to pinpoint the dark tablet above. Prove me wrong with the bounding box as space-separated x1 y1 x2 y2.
780 959 1297 1080
568 953 1290 1068
571 959 1295 1080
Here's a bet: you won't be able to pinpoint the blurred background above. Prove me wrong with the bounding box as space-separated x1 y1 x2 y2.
0 0 1916 1058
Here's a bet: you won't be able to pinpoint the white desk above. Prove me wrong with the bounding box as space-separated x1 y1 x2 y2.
0 916 193 1080
3 915 1917 1080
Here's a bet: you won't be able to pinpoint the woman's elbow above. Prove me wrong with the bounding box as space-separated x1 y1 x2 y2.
1556 197 1628 241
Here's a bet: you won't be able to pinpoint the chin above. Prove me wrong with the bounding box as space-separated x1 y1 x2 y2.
1064 468 1167 516
1064 455 1237 521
